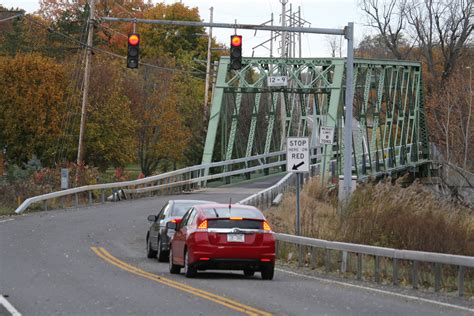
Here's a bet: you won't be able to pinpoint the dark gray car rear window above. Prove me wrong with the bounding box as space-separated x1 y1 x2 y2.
171 202 209 217
202 207 264 220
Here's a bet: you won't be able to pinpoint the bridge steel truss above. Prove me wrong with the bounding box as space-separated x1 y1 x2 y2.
202 56 430 181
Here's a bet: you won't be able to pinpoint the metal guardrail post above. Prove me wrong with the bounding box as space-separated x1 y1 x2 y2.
88 191 92 206
458 266 464 297
374 256 380 283
325 249 331 273
311 247 317 269
61 196 65 209
341 251 348 273
101 190 105 203
412 260 418 289
148 183 153 197
357 253 362 280
43 200 48 211
434 262 441 292
186 172 191 190
298 245 303 268
393 258 399 285
74 193 78 208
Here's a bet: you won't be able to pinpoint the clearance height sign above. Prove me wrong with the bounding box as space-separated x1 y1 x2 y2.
286 137 310 173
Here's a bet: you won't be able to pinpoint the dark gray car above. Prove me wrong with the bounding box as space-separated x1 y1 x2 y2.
146 199 214 262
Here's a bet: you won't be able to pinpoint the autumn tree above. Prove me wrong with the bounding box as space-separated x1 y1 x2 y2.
140 2 208 62
84 56 137 171
124 63 190 176
0 53 68 166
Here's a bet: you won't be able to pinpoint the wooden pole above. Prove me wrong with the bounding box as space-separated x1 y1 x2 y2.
76 0 95 184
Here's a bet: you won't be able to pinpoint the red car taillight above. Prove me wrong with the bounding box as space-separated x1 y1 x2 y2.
263 221 272 231
198 219 208 230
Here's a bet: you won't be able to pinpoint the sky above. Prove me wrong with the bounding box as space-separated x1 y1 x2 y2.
1 0 372 57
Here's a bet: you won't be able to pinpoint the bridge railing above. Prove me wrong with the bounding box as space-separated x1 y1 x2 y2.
274 233 473 297
14 150 297 214
239 162 322 208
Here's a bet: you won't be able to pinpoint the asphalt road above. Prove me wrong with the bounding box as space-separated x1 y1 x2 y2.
1 175 473 315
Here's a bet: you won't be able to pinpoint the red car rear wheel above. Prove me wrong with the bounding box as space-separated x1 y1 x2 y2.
184 249 197 278
261 264 274 280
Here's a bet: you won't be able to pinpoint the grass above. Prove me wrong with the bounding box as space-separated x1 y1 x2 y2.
0 204 14 216
265 176 474 255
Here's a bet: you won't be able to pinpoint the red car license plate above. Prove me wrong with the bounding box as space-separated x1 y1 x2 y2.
227 234 244 242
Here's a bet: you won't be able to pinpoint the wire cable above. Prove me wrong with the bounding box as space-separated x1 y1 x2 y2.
23 15 205 77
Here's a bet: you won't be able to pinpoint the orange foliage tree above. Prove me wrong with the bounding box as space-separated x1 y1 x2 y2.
0 53 68 166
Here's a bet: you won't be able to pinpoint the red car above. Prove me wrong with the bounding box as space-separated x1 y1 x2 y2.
167 204 276 280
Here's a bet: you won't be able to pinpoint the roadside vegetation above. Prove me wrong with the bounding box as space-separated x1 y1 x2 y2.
265 176 474 256
265 176 474 296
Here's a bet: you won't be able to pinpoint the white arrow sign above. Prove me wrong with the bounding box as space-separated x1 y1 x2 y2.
286 137 310 173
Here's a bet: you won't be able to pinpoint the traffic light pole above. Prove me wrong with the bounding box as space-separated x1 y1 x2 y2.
76 0 95 183
100 16 355 201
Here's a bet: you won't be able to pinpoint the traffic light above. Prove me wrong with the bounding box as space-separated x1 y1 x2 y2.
127 33 140 69
230 35 242 70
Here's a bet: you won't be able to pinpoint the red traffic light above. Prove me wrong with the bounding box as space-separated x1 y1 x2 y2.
128 34 140 46
231 35 242 47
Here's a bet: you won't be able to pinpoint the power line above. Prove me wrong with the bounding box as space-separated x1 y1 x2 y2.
93 21 207 75
23 15 205 77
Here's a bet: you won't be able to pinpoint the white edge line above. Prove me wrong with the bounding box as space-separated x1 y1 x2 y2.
0 295 22 316
276 268 474 313
0 219 14 223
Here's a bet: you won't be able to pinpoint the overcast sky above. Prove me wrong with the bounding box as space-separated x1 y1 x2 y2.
2 0 372 57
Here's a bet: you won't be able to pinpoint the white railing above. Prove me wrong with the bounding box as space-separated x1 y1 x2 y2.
14 150 290 214
239 163 322 208
274 233 473 297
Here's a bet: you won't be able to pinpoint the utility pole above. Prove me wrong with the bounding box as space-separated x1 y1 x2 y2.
76 0 95 180
204 7 213 119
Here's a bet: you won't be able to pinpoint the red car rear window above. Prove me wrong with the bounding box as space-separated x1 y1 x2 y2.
202 207 265 220
208 219 262 229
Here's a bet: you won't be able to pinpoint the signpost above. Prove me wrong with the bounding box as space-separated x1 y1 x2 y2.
286 137 309 236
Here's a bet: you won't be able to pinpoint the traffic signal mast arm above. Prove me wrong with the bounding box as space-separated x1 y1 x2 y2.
101 17 348 37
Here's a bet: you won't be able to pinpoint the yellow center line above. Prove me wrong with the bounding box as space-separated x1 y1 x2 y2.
91 247 272 316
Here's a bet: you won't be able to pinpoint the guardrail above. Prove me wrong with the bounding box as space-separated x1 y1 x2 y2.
274 233 473 297
14 150 295 214
239 163 322 208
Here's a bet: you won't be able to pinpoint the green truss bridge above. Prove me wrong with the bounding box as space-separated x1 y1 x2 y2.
202 56 431 182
